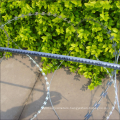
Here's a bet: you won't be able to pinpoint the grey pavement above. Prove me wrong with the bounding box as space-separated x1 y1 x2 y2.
0 53 120 120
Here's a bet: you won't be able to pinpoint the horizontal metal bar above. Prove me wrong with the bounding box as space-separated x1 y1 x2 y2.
0 47 120 70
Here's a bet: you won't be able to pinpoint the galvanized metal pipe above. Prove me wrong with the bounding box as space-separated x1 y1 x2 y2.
0 47 120 70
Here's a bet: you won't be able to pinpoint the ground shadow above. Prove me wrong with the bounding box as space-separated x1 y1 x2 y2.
1 52 120 120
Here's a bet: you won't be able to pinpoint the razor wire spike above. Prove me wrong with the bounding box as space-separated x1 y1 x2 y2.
84 112 90 118
11 19 14 21
43 101 47 105
33 114 37 118
109 81 113 86
112 42 117 47
46 97 48 100
103 92 108 97
93 101 97 107
106 80 110 85
68 20 71 23
95 103 100 109
84 112 92 120
100 91 107 98
58 15 62 18
106 80 113 86
100 91 104 96
53 13 57 17
107 30 111 34
111 70 116 75
41 106 44 109
41 12 45 15
1 24 4 27
35 12 39 15
63 18 67 21
0 24 4 29
47 12 51 16
28 13 33 16
47 91 49 95
104 25 107 29
113 51 118 56
21 14 25 18
7 20 11 24
14 16 18 20
110 36 114 40
38 110 41 114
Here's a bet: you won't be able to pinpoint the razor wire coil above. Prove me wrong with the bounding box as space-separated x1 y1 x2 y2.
0 11 120 120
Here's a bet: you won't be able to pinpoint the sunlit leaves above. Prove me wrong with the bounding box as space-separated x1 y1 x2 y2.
41 36 48 42
88 83 95 91
105 47 109 52
91 44 97 50
70 0 82 7
52 17 62 23
112 28 118 33
56 28 61 35
100 9 109 22
75 47 80 53
64 0 72 9
100 1 112 10
77 28 84 39
66 26 75 35
95 35 103 42
116 1 120 9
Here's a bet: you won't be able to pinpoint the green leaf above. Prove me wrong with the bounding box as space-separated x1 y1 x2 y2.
48 69 51 74
63 41 67 45
100 9 104 20
97 49 102 55
56 28 61 35
71 43 76 48
102 44 107 48
84 72 89 78
64 0 70 8
75 47 79 52
91 50 96 55
116 1 120 8
52 17 61 23
86 46 91 50
43 26 47 32
104 12 109 21
70 52 75 55
41 36 48 42
60 27 64 34
54 66 58 70
112 28 118 33
66 27 70 34
105 47 109 52
84 3 90 7
92 45 97 50
88 84 94 91
70 25 75 33
52 68 55 72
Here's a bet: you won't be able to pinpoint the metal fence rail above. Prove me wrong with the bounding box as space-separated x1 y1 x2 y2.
0 47 120 70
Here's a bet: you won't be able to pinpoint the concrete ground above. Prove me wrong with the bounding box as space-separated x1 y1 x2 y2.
0 53 120 120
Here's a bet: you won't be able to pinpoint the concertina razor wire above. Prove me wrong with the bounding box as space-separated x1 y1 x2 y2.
0 11 120 120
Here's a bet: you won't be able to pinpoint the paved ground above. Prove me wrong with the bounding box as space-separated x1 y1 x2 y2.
0 53 120 120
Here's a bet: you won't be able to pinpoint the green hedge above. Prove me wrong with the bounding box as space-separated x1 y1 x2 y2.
0 0 120 91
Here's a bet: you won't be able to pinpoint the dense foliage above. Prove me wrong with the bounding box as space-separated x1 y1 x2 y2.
0 0 120 90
